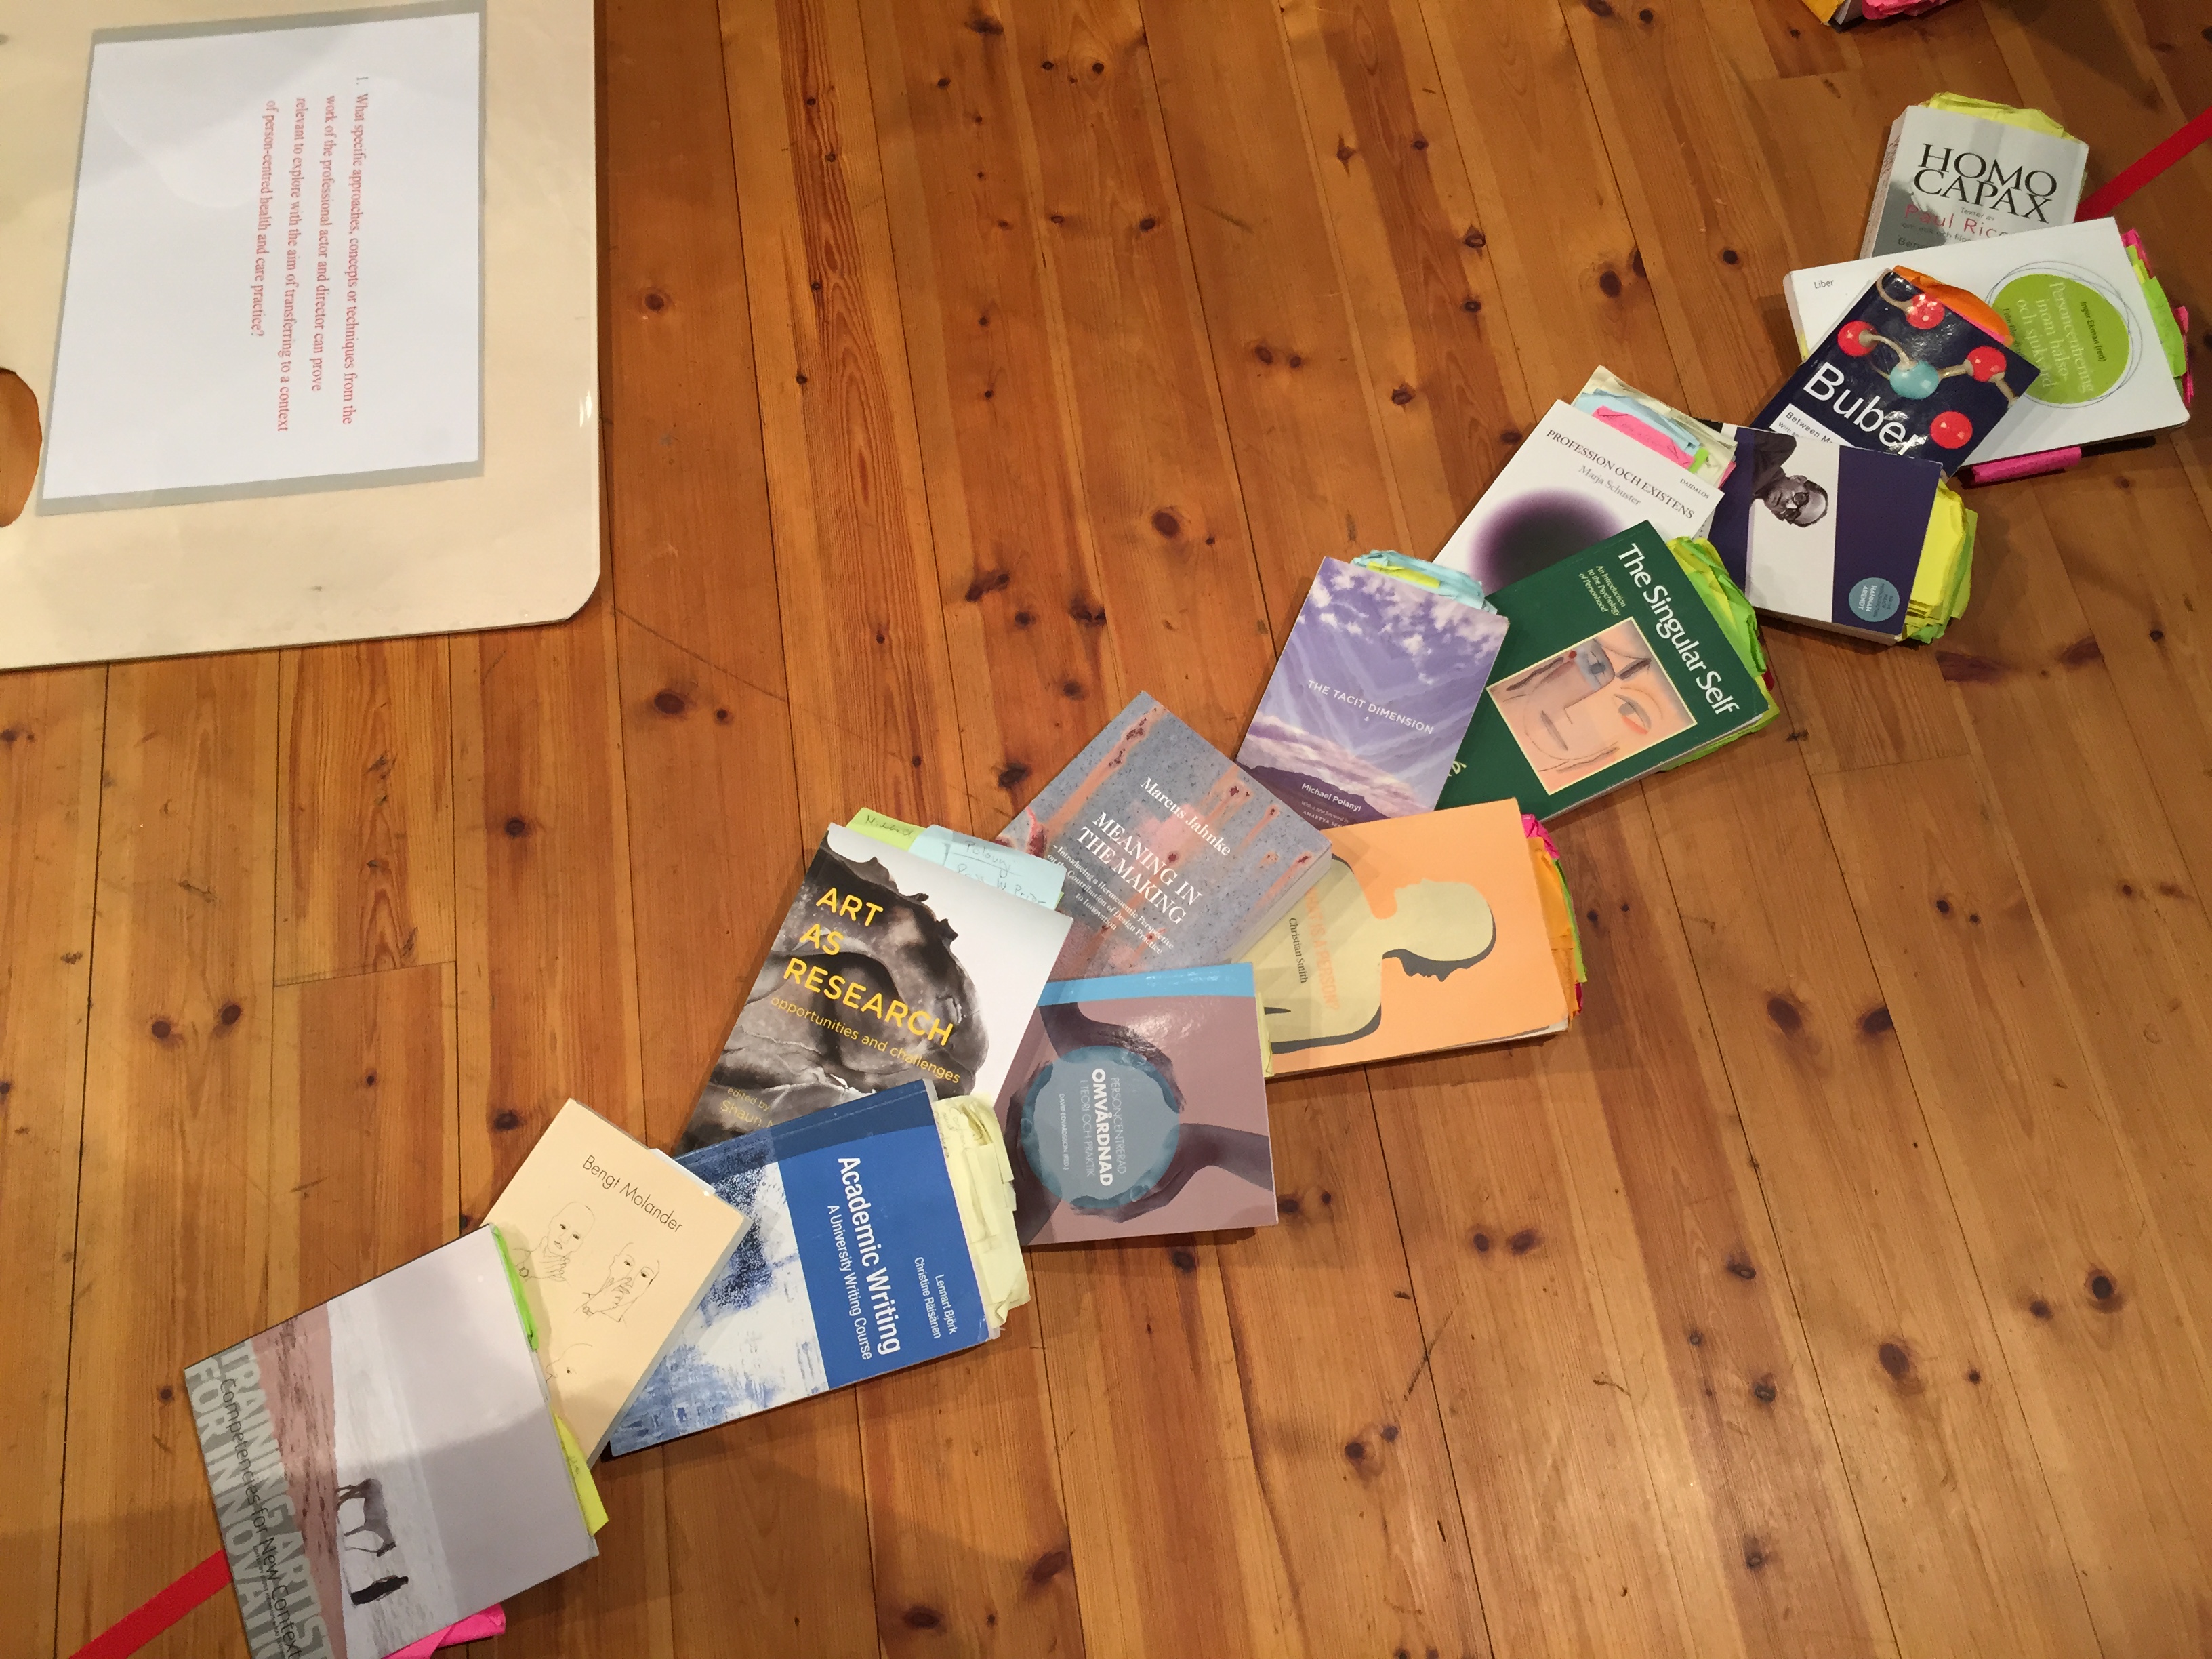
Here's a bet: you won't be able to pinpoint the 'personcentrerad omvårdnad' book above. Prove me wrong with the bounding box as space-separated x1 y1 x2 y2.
998 692 1332 978
1235 556 1508 831
677 825 1072 1151
1439 523 1768 817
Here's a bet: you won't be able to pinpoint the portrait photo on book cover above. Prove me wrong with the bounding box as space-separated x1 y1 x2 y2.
682 840 989 1149
1488 618 1694 792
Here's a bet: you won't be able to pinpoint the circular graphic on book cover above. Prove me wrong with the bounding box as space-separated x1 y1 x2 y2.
1017 1045 1181 1210
1992 266 2133 406
1848 577 1902 624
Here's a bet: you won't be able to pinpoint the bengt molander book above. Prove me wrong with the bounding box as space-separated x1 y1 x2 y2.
994 964 1276 1244
184 1229 595 1659
1437 523 1767 817
1432 400 1722 594
608 1083 1021 1454
1708 425 1944 642
999 693 1332 977
1245 801 1572 1073
484 1099 748 1457
678 825 1073 1152
1236 558 1508 831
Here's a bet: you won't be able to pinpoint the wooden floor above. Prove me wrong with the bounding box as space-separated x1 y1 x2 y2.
7 0 2212 1654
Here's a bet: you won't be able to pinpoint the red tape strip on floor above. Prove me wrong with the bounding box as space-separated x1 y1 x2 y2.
66 1550 231 1659
2079 104 2212 219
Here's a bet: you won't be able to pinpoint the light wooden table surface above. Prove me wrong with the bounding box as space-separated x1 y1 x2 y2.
7 1 2212 1655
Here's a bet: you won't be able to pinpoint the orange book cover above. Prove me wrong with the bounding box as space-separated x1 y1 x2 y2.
1245 800 1570 1073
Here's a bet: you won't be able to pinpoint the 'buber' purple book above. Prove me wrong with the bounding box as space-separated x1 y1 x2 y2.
1236 558 1509 831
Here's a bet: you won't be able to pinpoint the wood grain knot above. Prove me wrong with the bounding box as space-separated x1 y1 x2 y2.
1069 599 1106 626
1027 1548 1069 1585
1138 216 1157 232
1859 1004 1893 1036
218 1002 242 1026
903 1605 943 1629
1470 1230 1492 1253
1151 509 1181 537
965 569 1010 601
1336 140 1355 165
2029 1298 2053 1320
150 1019 177 1044
653 689 687 716
1877 1341 1913 1382
363 1072 377 1088
2085 1269 2122 1310
1254 343 1275 364
641 289 668 314
1967 1368 1982 1383
1639 5 1655 18
1462 227 1486 249
158 1385 175 1402
1277 1194 1301 1215
1721 247 1740 264
1061 680 1084 699
966 12 1003 34
1743 1540 1767 1571
1499 429 1521 445
1686 1328 1703 1346
1631 247 1645 276
996 762 1030 789
1390 385 1415 405
1507 1228 1539 1255
1411 134 1429 151
1725 1255 1757 1281
1937 650 2005 683
1584 0 1614 14
715 708 731 724
1344 1439 1367 1461
1598 270 1622 297
1462 298 1481 313
2057 634 2103 666
1751 1376 1777 1404
1380 1423 1399 1441
1765 994 1803 1034
1168 1246 1197 1273
493 1109 524 1132
504 817 529 838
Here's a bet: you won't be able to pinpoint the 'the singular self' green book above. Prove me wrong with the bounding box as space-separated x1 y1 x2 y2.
1437 522 1767 817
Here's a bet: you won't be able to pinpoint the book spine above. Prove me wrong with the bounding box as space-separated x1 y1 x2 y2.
1859 111 1908 258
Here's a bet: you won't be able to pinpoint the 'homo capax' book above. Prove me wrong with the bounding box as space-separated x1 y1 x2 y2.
483 1099 748 1458
607 1082 1027 1454
1438 523 1768 817
182 1228 596 1659
1236 557 1508 831
1860 99 2086 259
678 824 1073 1151
998 692 1332 977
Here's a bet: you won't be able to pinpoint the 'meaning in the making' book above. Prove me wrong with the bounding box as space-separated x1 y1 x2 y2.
999 692 1332 977
1237 557 1508 831
677 825 1072 1152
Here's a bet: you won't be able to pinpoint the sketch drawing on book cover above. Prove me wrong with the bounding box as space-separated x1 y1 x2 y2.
1486 619 1695 794
1003 998 1273 1242
1250 859 1498 1054
516 1203 592 1284
579 1247 657 1321
611 1154 827 1445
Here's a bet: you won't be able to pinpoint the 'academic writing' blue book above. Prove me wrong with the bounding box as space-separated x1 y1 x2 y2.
607 1082 990 1454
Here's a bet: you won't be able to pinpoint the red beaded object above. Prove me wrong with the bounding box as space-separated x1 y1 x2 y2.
1837 319 1877 356
1964 345 2007 382
1928 409 1974 449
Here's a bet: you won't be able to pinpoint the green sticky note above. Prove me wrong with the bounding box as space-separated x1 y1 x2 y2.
847 807 922 850
489 1225 537 1349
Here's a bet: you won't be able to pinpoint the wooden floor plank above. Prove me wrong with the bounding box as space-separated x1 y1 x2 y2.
1817 756 2212 1656
451 575 670 1659
1544 793 1897 1659
54 657 281 1659
274 639 457 984
0 668 106 1659
722 0 968 833
1641 720 2101 1658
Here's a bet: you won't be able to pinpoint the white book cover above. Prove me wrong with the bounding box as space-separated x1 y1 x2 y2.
1434 400 1722 592
1860 105 2087 259
1783 219 2188 464
39 6 483 511
678 825 1075 1150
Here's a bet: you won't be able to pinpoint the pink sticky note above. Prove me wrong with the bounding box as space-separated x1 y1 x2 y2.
382 1606 507 1658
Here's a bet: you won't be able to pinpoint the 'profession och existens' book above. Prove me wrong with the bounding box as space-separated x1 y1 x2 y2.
1438 523 1769 817
994 964 1275 1244
484 1099 748 1458
1432 400 1722 594
1246 800 1574 1072
1236 557 1507 831
608 1083 1026 1454
184 1229 596 1659
998 692 1332 977
678 825 1073 1151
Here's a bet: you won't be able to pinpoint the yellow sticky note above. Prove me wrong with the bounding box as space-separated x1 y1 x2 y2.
554 1413 609 1534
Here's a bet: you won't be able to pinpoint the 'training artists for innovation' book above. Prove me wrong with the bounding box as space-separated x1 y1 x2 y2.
1432 400 1723 593
1438 523 1768 817
994 964 1275 1244
184 1228 596 1659
1707 425 1944 642
999 692 1332 978
1235 558 1509 831
1246 801 1572 1073
607 1082 1026 1455
678 825 1072 1152
485 1099 748 1458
